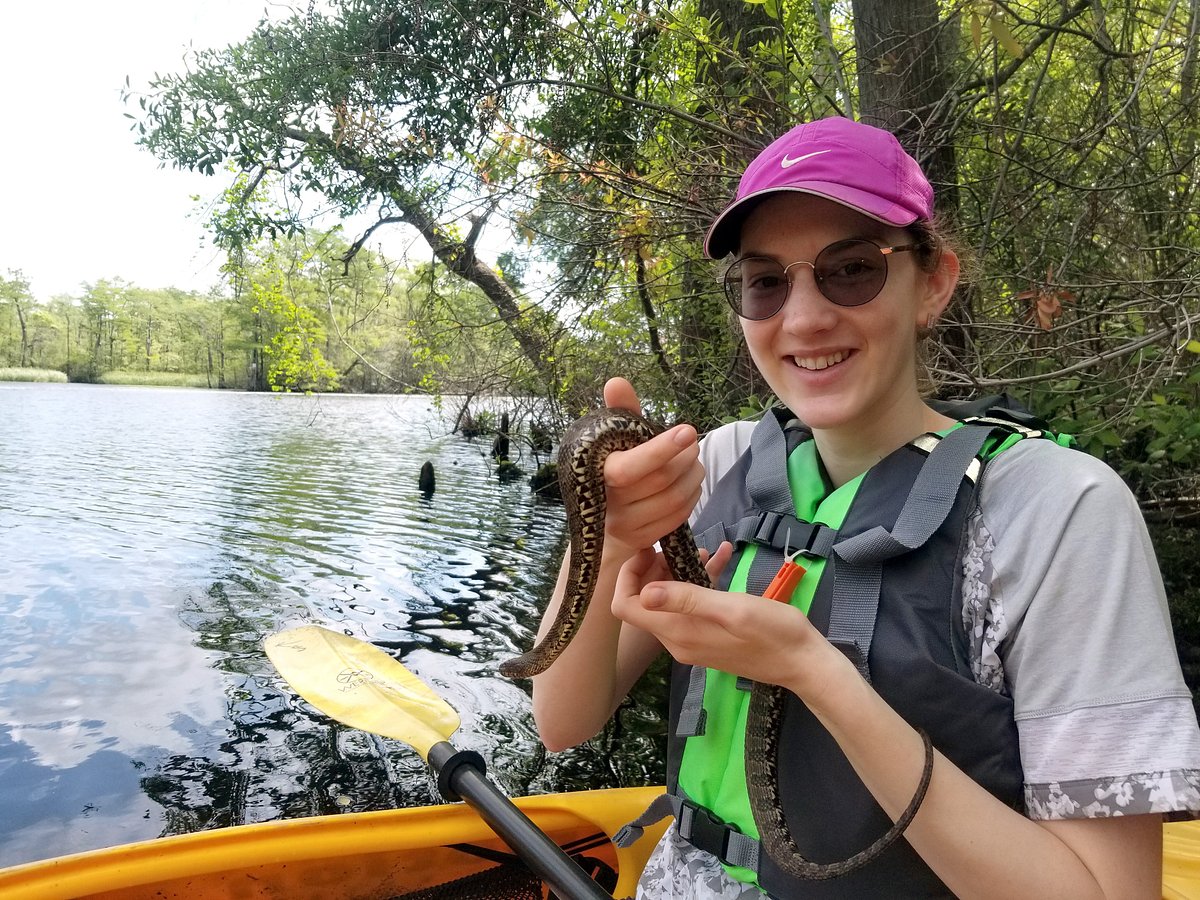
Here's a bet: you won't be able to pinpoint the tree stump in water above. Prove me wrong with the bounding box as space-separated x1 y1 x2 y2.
491 411 511 461
530 462 560 500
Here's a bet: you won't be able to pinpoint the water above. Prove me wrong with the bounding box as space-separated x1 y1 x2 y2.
0 384 667 868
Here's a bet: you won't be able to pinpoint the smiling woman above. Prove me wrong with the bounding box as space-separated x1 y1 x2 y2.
527 116 1200 900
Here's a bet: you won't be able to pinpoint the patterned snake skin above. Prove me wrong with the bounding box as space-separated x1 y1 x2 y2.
500 408 924 879
499 408 709 678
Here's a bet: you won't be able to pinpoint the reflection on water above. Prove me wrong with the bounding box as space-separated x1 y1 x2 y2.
0 384 667 868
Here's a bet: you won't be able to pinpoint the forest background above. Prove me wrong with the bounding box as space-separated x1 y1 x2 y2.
3 0 1199 684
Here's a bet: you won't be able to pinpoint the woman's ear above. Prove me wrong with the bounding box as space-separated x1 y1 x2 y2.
920 248 960 325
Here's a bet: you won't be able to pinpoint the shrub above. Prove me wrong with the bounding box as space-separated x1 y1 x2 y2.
0 367 68 383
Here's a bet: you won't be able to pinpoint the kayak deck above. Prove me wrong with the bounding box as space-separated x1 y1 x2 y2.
0 786 667 900
5 787 1199 898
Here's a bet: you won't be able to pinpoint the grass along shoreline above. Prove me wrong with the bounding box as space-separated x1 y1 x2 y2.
0 368 211 387
0 367 68 383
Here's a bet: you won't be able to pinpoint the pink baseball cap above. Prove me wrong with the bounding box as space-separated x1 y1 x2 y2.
704 116 934 259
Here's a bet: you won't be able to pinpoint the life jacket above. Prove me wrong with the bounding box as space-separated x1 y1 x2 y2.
616 398 1073 898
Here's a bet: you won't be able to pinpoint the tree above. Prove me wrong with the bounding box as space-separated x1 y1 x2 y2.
131 0 562 395
128 0 1200 516
0 270 34 367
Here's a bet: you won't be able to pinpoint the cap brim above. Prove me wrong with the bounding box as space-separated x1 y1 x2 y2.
703 185 921 259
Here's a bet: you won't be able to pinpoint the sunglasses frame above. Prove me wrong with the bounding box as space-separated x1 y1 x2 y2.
723 239 921 320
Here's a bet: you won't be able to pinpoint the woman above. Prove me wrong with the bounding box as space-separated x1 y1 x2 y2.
530 117 1200 898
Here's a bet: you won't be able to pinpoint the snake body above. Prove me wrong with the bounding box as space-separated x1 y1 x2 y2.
500 407 925 880
499 408 710 679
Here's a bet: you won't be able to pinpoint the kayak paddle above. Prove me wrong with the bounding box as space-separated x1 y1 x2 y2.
264 624 612 900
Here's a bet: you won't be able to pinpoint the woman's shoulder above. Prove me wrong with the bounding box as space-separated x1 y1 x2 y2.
979 437 1138 522
699 419 756 462
695 419 757 515
973 435 1161 633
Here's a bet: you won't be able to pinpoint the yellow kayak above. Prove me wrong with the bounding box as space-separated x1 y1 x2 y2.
1 786 1198 899
0 786 667 900
1164 819 1200 899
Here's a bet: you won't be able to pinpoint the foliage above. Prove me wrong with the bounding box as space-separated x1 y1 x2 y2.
110 0 1200 519
97 371 212 387
0 367 67 383
0 270 41 369
247 266 340 393
0 230 524 396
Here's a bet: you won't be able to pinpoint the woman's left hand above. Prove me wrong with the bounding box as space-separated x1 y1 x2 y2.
610 547 855 710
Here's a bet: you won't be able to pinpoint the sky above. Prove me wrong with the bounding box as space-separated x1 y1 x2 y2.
1 2 306 301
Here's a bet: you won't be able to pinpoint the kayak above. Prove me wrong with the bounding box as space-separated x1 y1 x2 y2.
2 786 1199 899
1164 818 1200 899
0 786 667 900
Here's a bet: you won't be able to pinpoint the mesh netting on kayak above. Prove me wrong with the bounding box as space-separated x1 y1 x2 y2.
392 861 543 900
391 847 619 899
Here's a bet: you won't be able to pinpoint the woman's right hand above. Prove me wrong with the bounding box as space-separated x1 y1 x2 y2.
599 377 705 563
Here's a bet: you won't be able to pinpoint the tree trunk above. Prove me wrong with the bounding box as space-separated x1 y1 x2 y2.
399 195 555 391
283 124 560 398
14 299 28 367
675 0 789 423
852 0 971 372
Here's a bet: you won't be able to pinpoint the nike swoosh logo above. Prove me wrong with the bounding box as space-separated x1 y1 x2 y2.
780 149 832 168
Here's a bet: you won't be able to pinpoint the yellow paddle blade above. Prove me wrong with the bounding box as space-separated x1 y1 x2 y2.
264 625 459 760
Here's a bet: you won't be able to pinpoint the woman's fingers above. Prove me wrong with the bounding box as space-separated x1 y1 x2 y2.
602 427 702 556
612 578 823 690
594 377 705 557
604 423 699 491
702 541 734 582
602 377 642 415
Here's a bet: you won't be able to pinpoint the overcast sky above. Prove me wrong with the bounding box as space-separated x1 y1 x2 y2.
1 2 299 301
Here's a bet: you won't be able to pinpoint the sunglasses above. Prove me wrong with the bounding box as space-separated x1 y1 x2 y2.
723 239 920 320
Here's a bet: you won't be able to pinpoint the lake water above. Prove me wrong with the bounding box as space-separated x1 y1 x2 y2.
0 384 667 868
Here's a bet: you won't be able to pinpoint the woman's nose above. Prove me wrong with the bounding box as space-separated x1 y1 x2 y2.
778 265 837 330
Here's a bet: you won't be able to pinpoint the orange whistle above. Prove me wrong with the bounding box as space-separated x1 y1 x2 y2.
764 554 806 602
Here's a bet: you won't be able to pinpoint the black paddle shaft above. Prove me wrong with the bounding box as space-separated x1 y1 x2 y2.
427 742 611 900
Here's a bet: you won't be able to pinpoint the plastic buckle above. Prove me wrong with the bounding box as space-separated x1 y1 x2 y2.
798 522 828 556
685 804 739 866
752 511 784 545
754 511 810 548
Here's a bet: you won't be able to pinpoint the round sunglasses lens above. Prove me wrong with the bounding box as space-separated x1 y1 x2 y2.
814 240 887 306
726 258 789 319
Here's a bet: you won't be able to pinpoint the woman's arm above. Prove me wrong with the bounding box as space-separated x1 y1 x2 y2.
816 653 1162 899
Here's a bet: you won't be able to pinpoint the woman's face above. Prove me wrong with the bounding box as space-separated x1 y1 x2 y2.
736 193 954 442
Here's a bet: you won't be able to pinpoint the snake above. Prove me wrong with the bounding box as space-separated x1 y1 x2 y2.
499 407 931 880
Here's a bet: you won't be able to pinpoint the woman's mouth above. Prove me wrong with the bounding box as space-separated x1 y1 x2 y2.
792 350 849 371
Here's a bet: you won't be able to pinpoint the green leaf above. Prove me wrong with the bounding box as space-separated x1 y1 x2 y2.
1185 339 1200 354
